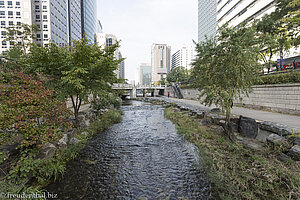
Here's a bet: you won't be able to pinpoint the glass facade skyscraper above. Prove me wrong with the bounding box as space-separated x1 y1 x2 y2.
81 0 97 43
198 0 217 42
68 0 81 45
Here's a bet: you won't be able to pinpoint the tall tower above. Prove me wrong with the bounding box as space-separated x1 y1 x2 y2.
139 63 151 86
0 0 32 54
0 0 83 54
151 44 171 84
68 0 82 45
81 0 97 43
32 0 69 47
198 0 217 42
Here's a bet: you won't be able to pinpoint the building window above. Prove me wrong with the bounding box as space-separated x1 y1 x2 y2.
36 34 41 38
2 41 6 45
7 1 12 6
35 5 39 9
9 21 13 25
36 15 40 19
43 15 47 19
44 34 48 38
8 11 13 16
43 25 47 29
0 11 5 15
0 1 4 6
17 21 21 25
1 31 6 35
16 12 20 16
16 1 20 6
43 5 47 9
1 21 5 25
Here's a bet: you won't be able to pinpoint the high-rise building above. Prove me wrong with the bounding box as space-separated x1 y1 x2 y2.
0 0 32 53
198 0 217 42
81 0 96 43
68 0 82 45
171 44 196 70
95 33 124 79
217 0 276 28
138 63 151 86
0 0 85 54
151 44 171 84
118 52 125 79
33 0 69 47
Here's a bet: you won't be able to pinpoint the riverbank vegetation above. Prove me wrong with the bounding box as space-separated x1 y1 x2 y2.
0 109 122 196
164 107 300 199
1 25 123 197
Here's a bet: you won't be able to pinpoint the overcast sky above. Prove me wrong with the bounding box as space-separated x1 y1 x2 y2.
97 0 198 82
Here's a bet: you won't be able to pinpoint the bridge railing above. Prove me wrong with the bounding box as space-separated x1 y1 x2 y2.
112 83 167 89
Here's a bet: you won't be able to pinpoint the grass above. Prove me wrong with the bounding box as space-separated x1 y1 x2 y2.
164 107 300 200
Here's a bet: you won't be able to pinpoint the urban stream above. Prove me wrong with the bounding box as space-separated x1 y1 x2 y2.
47 100 216 199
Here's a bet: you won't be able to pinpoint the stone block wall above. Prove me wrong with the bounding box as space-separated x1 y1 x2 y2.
164 83 300 115
235 84 300 115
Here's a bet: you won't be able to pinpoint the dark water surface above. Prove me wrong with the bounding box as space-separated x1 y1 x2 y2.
47 101 216 199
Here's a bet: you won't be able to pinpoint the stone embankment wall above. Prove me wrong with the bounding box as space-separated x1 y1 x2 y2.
165 84 300 115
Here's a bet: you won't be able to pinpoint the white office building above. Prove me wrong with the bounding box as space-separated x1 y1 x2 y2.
0 0 84 54
95 33 124 79
0 0 32 53
171 45 196 70
217 0 276 28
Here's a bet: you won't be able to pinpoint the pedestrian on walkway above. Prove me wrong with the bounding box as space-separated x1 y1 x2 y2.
168 92 170 98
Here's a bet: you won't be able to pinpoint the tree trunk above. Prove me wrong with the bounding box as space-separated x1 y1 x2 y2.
70 95 81 127
223 106 236 141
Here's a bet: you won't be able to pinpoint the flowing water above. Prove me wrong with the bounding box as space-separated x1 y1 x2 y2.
47 100 216 199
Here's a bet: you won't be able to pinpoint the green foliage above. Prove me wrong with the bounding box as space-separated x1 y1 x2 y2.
192 24 260 123
4 23 39 57
91 92 121 111
24 39 121 123
257 72 300 85
164 107 300 200
166 66 190 84
0 71 72 147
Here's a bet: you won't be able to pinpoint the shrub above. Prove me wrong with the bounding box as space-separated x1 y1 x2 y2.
257 71 300 85
0 71 72 148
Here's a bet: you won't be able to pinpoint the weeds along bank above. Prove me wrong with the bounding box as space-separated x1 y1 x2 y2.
0 72 123 196
162 105 300 199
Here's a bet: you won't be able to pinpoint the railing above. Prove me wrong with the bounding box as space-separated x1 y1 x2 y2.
112 83 166 89
171 82 183 99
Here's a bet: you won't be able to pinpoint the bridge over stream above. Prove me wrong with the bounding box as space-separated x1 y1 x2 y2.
112 83 166 99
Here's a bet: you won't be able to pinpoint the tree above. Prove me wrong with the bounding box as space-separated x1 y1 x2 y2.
280 0 300 46
24 39 121 125
166 66 190 84
192 25 260 140
5 23 39 55
255 0 299 70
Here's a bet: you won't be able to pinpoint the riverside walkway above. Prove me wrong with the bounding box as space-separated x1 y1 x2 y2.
156 97 300 130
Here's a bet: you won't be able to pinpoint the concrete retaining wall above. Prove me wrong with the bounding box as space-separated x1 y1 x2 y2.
165 84 300 115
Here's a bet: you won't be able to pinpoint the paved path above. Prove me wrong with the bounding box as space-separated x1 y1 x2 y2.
159 97 300 130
